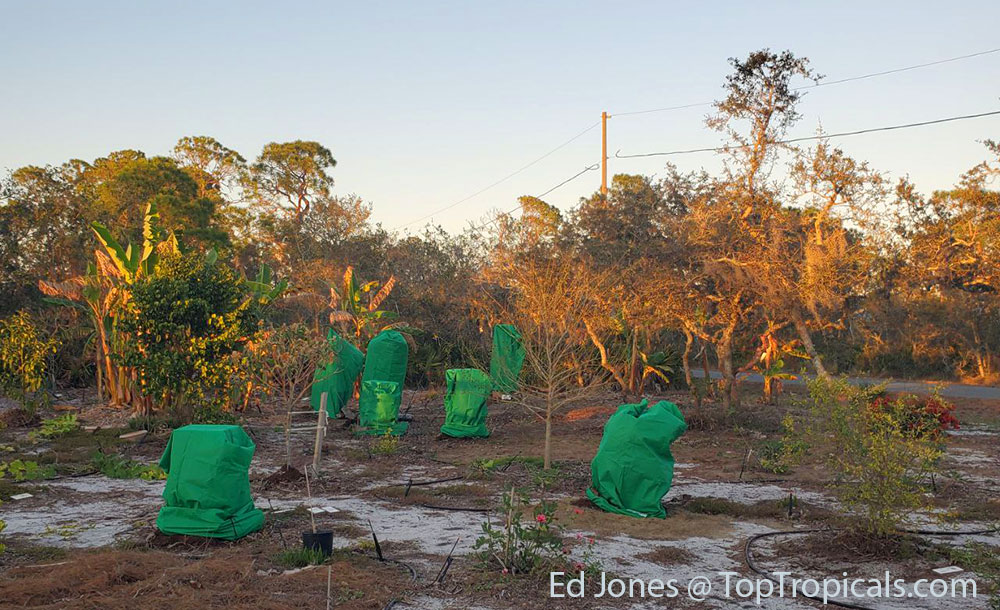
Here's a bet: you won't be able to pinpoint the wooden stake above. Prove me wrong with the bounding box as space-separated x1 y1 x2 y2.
304 466 316 534
313 393 328 472
601 111 609 198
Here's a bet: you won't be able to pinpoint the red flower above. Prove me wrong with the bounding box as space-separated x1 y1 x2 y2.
535 514 547 523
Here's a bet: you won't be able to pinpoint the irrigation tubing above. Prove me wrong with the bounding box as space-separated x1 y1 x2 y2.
744 526 999 610
418 502 490 513
381 558 418 610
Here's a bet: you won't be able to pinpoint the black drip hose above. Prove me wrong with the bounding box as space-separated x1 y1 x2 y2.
418 502 490 513
380 557 418 610
744 527 999 610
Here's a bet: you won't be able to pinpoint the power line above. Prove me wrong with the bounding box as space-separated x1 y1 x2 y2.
393 121 599 231
612 46 1000 117
395 46 1000 230
466 162 600 233
614 109 1000 159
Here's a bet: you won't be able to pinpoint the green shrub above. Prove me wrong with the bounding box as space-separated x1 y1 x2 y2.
117 253 264 420
0 311 59 409
474 488 563 575
802 378 943 536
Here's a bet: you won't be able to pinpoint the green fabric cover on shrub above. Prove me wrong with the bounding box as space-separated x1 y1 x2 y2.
310 328 364 417
489 324 524 393
357 380 408 435
156 424 264 540
360 330 408 403
441 368 491 438
586 399 687 518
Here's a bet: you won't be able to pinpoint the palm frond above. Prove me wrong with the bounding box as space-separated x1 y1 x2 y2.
368 276 396 311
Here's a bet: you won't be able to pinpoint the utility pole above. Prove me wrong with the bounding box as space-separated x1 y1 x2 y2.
601 111 608 198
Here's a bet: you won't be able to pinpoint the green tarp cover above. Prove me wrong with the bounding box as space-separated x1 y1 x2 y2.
310 329 364 417
489 324 525 393
358 330 410 434
156 424 264 540
586 399 687 519
357 380 408 435
441 368 491 438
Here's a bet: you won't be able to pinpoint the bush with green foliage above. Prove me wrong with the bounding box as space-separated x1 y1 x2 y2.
117 253 264 419
474 488 564 575
0 311 59 409
802 378 943 536
868 391 960 439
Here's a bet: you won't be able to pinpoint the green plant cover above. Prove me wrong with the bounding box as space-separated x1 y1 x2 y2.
586 399 687 518
357 380 408 436
156 424 264 540
441 368 491 438
356 329 408 426
489 324 524 393
310 329 364 417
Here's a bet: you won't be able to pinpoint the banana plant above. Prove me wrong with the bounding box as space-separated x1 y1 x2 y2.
246 263 288 303
40 202 176 409
90 202 170 284
638 348 678 393
328 266 411 348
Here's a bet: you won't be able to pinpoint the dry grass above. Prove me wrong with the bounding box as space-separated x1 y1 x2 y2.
0 548 411 609
556 499 735 541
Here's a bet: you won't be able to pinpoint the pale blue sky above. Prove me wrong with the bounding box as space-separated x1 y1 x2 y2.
2 1 999 232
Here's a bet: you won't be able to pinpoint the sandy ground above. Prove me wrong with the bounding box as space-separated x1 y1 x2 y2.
1 387 999 609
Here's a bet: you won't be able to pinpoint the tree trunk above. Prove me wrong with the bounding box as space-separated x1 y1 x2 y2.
584 320 627 394
717 331 739 412
681 329 694 389
543 410 553 470
628 327 640 395
791 312 829 379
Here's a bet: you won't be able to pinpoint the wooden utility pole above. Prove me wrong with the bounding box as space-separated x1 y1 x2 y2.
601 111 609 198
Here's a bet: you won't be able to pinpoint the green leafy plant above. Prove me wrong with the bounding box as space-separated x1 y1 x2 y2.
90 452 166 480
471 455 545 475
757 415 808 474
0 459 56 482
0 311 59 409
32 414 79 440
868 390 960 439
0 501 6 554
638 347 679 392
473 488 564 575
328 266 410 348
39 202 177 408
274 547 327 569
117 252 265 419
802 378 943 536
369 430 399 456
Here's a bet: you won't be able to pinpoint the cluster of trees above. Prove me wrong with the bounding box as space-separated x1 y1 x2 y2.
1 49 998 413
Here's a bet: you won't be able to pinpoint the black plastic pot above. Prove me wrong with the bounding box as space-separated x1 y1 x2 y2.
302 531 334 556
